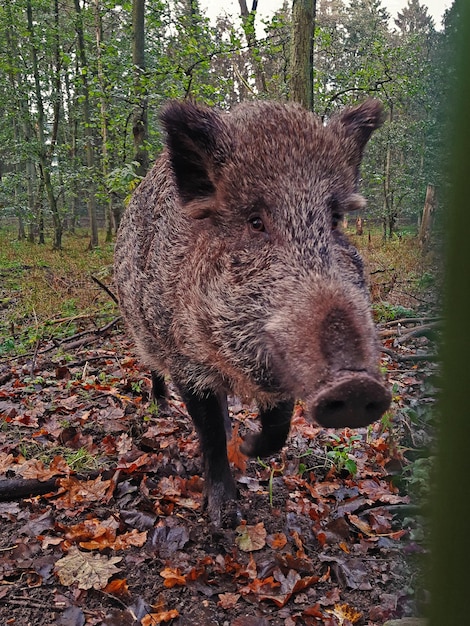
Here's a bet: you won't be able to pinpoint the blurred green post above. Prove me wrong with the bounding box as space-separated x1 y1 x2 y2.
430 1 470 624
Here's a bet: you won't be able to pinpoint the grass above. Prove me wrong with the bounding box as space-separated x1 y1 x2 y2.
17 440 106 472
0 225 438 358
350 228 440 308
0 227 118 357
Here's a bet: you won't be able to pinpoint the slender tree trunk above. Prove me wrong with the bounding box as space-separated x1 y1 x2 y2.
26 161 36 243
17 212 26 241
289 0 316 110
5 0 35 241
418 183 436 251
238 0 267 95
36 180 45 245
26 0 63 249
64 64 79 234
74 0 99 249
382 104 393 240
132 0 149 177
94 0 114 240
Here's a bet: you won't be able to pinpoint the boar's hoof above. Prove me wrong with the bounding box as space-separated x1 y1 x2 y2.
311 373 391 429
205 482 240 529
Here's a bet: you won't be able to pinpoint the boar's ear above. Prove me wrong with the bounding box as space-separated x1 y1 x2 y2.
335 99 384 154
160 101 231 207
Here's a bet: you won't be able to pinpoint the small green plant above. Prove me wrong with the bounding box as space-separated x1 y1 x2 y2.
64 447 98 471
0 337 16 355
295 448 319 476
130 380 143 394
414 271 435 291
325 432 362 476
257 458 285 507
98 371 113 385
378 410 394 434
402 455 434 501
144 401 160 421
61 298 78 317
372 301 415 323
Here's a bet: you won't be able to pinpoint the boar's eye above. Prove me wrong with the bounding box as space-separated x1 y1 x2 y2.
248 216 266 233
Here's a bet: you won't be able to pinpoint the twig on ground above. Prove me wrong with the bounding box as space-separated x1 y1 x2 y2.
379 320 441 341
57 316 121 346
396 322 441 344
381 316 442 328
381 347 438 363
48 313 98 324
91 274 118 304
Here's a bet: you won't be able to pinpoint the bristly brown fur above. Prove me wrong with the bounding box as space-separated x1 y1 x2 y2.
114 99 390 526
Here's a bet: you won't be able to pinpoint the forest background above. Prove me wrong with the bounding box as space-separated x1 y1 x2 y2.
0 0 458 251
0 1 465 623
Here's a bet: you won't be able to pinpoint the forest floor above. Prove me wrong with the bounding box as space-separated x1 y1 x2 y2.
0 228 440 626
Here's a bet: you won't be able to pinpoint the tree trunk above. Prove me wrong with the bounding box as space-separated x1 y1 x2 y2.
382 104 393 240
64 65 79 235
132 0 149 178
238 0 267 95
94 0 114 241
5 0 36 243
36 180 45 245
418 183 435 251
355 216 363 235
26 0 63 250
389 214 397 238
289 0 316 110
26 160 36 243
74 0 99 249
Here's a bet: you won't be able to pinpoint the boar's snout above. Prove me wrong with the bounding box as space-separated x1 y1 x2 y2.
310 373 391 429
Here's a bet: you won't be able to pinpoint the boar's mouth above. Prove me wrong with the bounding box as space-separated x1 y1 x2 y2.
308 372 392 429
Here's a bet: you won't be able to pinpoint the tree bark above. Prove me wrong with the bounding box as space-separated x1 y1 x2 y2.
418 183 435 251
26 0 63 249
355 216 363 235
94 0 115 241
289 0 316 110
238 0 267 95
132 0 149 178
74 0 99 249
382 104 393 240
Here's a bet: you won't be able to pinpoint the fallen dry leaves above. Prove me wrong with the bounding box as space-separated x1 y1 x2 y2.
54 547 122 590
0 328 437 624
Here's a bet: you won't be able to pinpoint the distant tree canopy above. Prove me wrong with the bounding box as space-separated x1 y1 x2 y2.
0 0 457 247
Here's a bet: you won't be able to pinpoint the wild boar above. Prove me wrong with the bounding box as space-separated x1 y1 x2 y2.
114 99 391 527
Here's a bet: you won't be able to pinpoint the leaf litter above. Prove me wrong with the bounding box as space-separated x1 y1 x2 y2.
0 324 437 625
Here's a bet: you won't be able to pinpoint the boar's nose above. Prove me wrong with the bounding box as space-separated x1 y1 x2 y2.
310 373 391 429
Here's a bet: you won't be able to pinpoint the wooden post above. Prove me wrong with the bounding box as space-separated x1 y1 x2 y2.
418 183 436 251
355 216 363 235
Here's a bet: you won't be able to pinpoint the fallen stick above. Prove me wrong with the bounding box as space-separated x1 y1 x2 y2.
0 469 120 502
396 322 440 344
381 347 439 363
91 274 119 304
381 316 442 328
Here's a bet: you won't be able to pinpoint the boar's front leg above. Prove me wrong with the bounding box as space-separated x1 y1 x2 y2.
176 385 239 527
241 400 294 458
151 371 168 409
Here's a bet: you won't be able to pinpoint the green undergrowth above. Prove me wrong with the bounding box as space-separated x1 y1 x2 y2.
0 228 117 357
0 227 438 358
